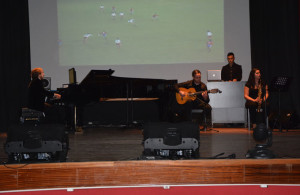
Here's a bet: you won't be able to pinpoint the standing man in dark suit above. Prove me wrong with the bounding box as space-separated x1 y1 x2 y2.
221 52 242 82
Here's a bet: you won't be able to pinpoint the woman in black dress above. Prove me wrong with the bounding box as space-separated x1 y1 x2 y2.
244 68 269 128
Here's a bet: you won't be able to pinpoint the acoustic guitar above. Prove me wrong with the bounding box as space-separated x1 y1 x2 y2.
176 87 221 104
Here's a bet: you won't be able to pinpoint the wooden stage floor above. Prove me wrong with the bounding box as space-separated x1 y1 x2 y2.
1 125 300 191
1 125 300 162
67 125 300 161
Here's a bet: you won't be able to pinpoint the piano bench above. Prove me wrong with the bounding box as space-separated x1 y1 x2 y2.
20 107 45 125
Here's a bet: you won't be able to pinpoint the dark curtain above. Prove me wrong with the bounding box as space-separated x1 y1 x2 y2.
0 1 31 132
250 0 300 121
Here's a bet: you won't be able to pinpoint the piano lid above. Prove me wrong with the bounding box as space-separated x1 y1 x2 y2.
80 69 115 87
80 69 175 87
68 69 177 99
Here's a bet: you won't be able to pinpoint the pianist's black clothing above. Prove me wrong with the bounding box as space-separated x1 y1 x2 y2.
28 78 62 123
221 63 242 81
28 78 54 112
173 80 211 122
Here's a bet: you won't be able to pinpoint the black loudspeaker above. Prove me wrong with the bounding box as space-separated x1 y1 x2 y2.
42 77 51 90
142 122 200 159
5 124 68 163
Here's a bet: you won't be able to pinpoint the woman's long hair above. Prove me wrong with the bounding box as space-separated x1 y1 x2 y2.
246 68 262 89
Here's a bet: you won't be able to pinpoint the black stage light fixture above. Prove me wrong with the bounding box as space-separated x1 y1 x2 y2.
141 122 200 160
5 124 69 163
246 123 275 159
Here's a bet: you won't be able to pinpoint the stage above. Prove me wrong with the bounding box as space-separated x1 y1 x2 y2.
1 125 300 192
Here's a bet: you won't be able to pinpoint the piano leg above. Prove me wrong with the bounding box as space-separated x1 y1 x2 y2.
75 105 83 133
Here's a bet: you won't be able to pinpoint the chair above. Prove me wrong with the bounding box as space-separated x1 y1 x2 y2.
247 108 269 131
247 108 251 131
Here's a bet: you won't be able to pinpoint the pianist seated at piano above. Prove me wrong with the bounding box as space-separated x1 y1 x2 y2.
173 69 212 129
28 67 63 123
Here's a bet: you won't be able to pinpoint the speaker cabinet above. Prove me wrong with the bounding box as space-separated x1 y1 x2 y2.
5 124 68 163
142 122 200 159
42 77 51 90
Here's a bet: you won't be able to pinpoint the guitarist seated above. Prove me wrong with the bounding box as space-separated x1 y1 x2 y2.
173 69 211 128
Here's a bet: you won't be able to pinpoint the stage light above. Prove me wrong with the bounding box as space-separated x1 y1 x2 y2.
141 122 200 160
253 123 269 142
5 124 68 163
246 123 275 159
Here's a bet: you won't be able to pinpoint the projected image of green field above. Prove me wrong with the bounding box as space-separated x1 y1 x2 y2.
58 0 223 66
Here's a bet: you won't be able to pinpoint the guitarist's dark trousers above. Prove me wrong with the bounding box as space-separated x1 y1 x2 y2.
172 96 211 124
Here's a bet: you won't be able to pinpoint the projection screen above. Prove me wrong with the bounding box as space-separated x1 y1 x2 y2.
28 0 251 89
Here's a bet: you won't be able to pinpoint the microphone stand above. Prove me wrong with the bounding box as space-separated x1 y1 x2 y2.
263 85 269 129
263 85 272 148
272 88 282 131
246 83 274 159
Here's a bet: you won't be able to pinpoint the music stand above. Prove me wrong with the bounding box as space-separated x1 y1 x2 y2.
270 76 290 132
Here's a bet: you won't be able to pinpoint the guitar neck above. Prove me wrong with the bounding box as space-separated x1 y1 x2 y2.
193 90 209 95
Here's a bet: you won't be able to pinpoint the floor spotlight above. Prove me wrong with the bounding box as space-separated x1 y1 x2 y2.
141 122 200 160
246 123 275 159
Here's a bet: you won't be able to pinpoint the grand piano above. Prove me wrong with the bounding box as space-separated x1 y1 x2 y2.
58 69 177 127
